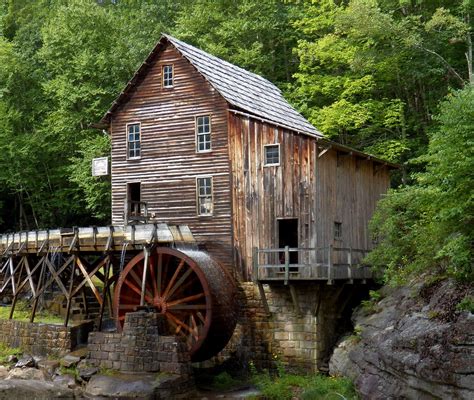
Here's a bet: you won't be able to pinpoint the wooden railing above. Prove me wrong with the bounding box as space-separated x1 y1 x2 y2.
253 245 372 284
127 201 148 223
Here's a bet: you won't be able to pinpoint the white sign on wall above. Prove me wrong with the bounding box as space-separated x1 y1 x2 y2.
92 157 109 176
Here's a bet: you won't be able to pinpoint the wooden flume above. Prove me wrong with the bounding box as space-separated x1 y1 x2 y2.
0 223 238 361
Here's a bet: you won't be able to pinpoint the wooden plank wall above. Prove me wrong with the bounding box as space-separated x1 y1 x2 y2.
110 43 234 270
228 113 390 280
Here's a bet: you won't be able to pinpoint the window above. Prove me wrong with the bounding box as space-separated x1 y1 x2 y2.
334 222 342 240
264 144 280 166
127 123 141 159
162 65 173 87
196 116 211 152
197 177 213 215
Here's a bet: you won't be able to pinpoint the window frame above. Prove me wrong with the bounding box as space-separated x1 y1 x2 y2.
162 64 174 88
263 143 280 167
195 115 212 153
334 221 343 240
126 122 141 160
196 176 213 216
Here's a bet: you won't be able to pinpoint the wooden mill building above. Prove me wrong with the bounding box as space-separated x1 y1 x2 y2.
100 34 394 283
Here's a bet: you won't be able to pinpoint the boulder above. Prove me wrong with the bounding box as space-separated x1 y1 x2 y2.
37 359 60 377
14 355 35 368
0 379 74 399
6 367 46 381
78 365 99 382
60 355 81 369
329 279 474 399
53 374 78 389
0 366 8 379
6 355 17 364
85 374 157 399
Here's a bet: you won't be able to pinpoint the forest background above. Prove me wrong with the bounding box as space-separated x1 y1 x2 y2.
0 0 472 284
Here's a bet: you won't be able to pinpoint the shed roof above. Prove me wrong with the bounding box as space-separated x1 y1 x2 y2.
101 34 322 138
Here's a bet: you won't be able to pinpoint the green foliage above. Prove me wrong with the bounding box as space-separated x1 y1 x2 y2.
368 87 474 284
0 342 22 364
0 300 64 324
360 290 382 314
456 295 474 313
251 368 358 400
212 371 242 391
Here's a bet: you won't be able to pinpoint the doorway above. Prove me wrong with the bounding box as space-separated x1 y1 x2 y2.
278 218 299 264
127 182 141 217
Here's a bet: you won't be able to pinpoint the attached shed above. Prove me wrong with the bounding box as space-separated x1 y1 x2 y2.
101 34 395 282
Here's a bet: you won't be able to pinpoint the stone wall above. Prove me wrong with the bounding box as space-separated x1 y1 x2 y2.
206 282 369 373
0 319 93 356
88 311 192 377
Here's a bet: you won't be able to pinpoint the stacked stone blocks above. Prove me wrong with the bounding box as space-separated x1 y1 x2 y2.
0 319 93 356
88 311 191 376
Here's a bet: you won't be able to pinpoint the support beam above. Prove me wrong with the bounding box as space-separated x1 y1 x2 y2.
289 284 302 316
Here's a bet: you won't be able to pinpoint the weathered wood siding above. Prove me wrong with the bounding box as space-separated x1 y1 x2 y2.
110 43 233 270
228 113 391 280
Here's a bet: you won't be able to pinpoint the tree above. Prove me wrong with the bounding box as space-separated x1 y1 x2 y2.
289 0 471 165
368 87 474 284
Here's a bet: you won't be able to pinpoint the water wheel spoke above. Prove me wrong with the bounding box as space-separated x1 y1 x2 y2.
165 268 193 301
166 311 198 340
148 255 158 299
119 304 138 310
157 253 163 297
166 275 198 300
168 304 207 310
167 292 205 307
123 278 153 304
129 268 153 300
162 260 185 300
196 311 206 324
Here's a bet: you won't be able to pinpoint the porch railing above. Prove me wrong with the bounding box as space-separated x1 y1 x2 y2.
253 245 372 284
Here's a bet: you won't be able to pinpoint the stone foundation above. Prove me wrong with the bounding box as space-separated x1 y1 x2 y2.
88 311 192 377
206 282 370 373
0 319 93 356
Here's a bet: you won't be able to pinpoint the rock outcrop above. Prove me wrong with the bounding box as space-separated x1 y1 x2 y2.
330 279 474 399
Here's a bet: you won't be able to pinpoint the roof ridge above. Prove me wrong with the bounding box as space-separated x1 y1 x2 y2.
162 34 281 94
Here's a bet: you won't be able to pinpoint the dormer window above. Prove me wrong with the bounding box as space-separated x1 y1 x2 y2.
196 115 211 152
127 123 141 159
163 65 173 87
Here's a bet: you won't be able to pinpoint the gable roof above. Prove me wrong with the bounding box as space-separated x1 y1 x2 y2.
100 34 322 138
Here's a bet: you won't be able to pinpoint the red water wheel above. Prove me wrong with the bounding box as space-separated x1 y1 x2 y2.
113 247 237 362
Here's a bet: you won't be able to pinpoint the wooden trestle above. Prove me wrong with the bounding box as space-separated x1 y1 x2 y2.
0 224 195 327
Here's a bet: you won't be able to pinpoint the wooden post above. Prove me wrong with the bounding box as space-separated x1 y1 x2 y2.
284 245 289 285
289 284 301 316
64 256 77 327
328 245 333 284
252 247 258 282
98 255 111 331
140 247 150 306
30 257 46 323
347 247 353 284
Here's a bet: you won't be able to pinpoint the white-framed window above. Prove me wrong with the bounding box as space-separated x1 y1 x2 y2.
196 176 213 216
127 123 141 159
196 115 211 152
162 65 173 87
264 143 280 166
334 221 342 240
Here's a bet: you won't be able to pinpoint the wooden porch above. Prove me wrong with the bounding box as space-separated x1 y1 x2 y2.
253 245 373 285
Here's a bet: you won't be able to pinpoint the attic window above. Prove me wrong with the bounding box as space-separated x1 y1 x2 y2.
264 144 280 166
196 115 211 152
163 65 173 87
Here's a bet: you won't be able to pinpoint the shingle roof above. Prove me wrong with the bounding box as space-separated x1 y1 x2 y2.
163 35 322 137
101 34 322 138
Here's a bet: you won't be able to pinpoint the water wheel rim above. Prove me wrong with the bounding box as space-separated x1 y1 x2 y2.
113 247 213 357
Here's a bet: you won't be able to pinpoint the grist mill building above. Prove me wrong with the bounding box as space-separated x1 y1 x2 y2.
98 34 394 370
0 34 395 372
